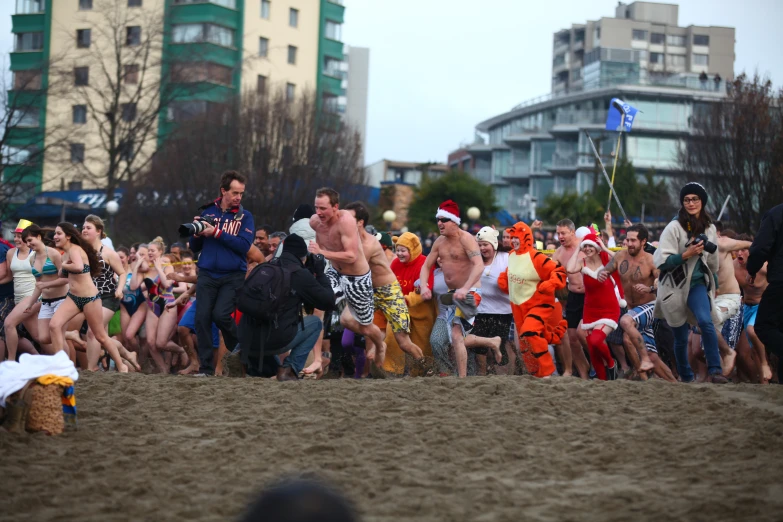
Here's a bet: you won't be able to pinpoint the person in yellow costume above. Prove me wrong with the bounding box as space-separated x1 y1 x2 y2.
382 233 437 375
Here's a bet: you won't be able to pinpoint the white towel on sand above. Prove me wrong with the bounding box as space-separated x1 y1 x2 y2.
0 351 79 407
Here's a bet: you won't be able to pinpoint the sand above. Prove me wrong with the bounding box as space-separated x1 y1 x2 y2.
2 373 783 522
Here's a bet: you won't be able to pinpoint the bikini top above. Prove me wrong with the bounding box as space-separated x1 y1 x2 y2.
31 248 58 278
61 263 91 277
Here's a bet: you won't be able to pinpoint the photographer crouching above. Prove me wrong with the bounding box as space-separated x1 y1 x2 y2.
654 182 724 383
185 170 254 375
238 234 334 381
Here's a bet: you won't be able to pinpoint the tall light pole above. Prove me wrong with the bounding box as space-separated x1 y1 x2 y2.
382 210 396 232
106 200 119 240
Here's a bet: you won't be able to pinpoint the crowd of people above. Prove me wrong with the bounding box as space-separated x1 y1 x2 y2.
1 172 781 386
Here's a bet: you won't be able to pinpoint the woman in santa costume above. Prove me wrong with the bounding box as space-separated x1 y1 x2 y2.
566 233 625 380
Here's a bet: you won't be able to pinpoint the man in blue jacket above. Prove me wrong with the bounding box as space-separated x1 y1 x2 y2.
189 170 254 375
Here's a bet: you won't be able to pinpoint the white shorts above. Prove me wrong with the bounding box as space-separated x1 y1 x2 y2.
39 297 66 320
713 294 741 330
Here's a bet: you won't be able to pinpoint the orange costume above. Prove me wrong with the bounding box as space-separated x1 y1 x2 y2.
498 222 567 377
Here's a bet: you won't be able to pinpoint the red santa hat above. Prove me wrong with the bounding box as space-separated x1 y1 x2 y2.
435 200 461 225
581 233 627 308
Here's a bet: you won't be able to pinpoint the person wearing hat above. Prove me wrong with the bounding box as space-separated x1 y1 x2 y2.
238 233 335 381
469 226 510 372
566 232 624 380
0 220 40 363
381 232 437 375
375 232 395 263
654 182 725 383
418 200 486 378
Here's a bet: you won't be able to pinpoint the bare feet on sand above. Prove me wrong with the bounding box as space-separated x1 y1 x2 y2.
375 342 387 366
490 336 503 364
721 350 737 377
124 352 141 372
178 362 200 375
761 362 772 384
303 358 323 376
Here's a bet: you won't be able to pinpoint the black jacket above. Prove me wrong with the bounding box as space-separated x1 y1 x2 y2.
239 252 334 362
747 203 783 285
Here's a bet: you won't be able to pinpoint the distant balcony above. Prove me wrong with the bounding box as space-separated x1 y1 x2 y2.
553 40 570 56
551 152 578 170
555 109 605 125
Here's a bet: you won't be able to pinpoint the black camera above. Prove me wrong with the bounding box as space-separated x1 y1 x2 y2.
305 253 326 275
178 217 207 237
688 233 717 254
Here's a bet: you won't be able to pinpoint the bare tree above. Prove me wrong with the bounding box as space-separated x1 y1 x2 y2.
0 66 68 218
679 73 783 233
47 0 219 202
116 88 367 244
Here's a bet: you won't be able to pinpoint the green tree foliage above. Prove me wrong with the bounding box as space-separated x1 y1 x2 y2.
407 171 499 233
593 158 674 220
538 191 603 228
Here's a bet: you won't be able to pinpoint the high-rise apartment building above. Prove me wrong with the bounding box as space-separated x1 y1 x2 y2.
552 1 734 94
449 1 736 220
5 0 360 205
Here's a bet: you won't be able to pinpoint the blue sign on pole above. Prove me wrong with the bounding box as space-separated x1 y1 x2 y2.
605 98 639 132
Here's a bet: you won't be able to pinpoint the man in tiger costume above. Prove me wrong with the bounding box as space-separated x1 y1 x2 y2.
498 221 568 378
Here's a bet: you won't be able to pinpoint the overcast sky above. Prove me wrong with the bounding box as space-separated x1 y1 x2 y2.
2 1 781 167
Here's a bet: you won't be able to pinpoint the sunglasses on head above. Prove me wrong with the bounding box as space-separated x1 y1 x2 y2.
436 218 451 224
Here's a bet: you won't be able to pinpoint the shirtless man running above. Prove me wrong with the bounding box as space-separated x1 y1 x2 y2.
735 236 772 383
419 200 484 378
601 225 672 381
343 202 426 366
308 188 386 364
551 219 591 378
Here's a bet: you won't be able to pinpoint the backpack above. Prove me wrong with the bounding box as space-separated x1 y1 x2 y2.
237 258 295 326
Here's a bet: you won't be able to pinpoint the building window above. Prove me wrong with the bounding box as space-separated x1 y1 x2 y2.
693 35 710 46
72 105 87 124
257 74 267 94
121 103 137 122
12 70 42 90
4 145 38 165
323 57 342 77
289 8 298 27
10 108 39 128
650 32 665 44
287 45 297 65
286 82 295 102
128 0 142 6
666 54 686 67
261 0 270 19
322 93 339 113
126 26 141 46
172 23 234 47
167 100 227 122
259 37 268 57
79 0 92 9
16 0 45 14
666 34 686 47
124 64 139 84
74 67 90 86
693 54 709 66
68 181 83 191
14 32 43 52
70 143 85 164
171 62 232 85
119 140 134 161
649 52 664 64
77 29 91 48
632 29 648 41
325 20 342 41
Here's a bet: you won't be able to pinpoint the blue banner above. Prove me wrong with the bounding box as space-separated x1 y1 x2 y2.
605 98 639 132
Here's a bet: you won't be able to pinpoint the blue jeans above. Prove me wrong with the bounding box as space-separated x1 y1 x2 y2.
280 315 323 374
672 284 721 381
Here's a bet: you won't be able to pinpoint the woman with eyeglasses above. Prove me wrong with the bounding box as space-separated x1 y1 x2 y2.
654 182 724 383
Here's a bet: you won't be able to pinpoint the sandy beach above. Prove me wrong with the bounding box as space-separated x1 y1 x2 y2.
2 373 783 522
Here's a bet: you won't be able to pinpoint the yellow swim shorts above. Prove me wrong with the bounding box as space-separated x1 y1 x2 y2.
373 281 410 334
